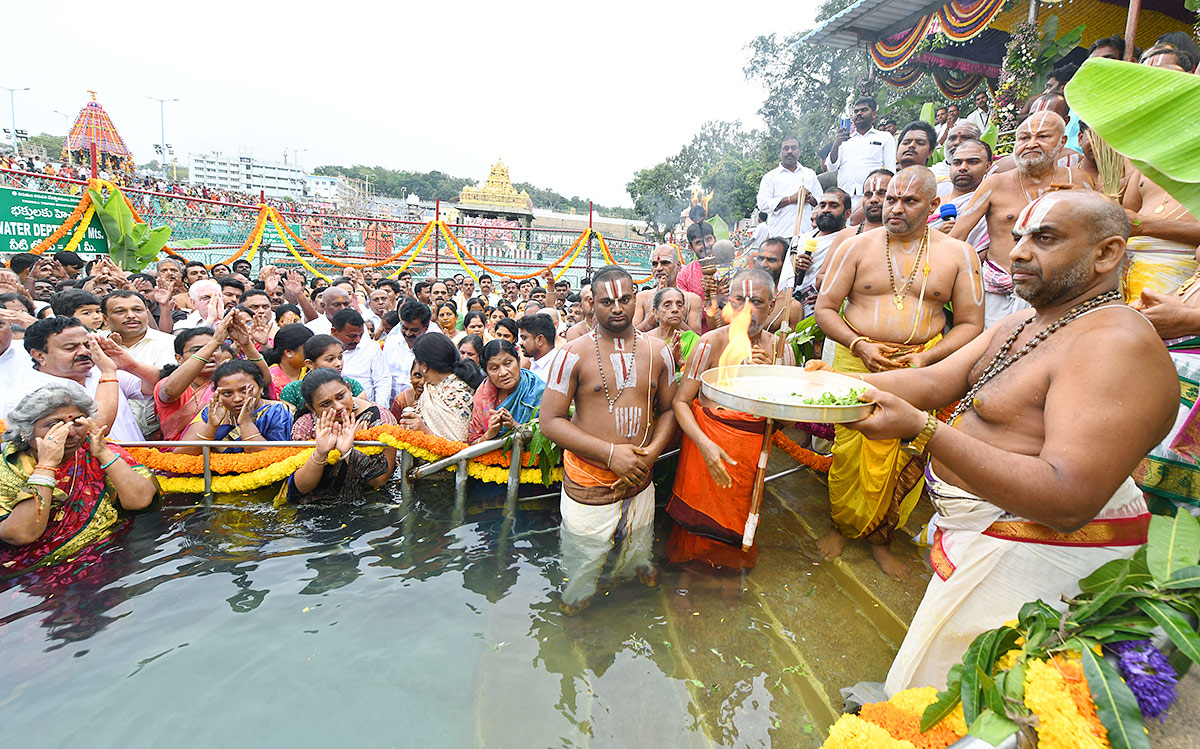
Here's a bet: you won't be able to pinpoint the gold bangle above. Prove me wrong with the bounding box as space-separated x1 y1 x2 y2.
848 335 870 354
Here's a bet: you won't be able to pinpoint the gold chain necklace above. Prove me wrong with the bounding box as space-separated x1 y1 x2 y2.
885 230 929 311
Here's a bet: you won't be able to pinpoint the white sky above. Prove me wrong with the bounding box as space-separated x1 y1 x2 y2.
3 1 819 207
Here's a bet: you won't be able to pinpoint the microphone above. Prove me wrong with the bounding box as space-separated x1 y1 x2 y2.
939 203 958 221
795 238 818 286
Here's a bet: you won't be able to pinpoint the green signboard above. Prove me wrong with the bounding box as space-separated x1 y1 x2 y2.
0 187 108 255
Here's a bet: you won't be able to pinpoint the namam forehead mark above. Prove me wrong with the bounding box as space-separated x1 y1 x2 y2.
737 278 772 305
887 172 924 198
1017 111 1065 138
1014 193 1065 235
864 175 891 195
601 278 633 302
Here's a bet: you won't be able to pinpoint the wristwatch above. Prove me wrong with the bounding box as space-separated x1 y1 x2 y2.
900 413 938 457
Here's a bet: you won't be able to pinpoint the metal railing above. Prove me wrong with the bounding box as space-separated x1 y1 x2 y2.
114 432 815 516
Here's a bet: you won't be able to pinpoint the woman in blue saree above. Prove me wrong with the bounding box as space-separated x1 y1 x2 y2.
468 339 545 444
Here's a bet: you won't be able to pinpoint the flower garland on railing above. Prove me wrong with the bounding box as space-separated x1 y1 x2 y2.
132 423 561 495
268 207 330 281
771 431 831 473
278 212 434 270
596 232 653 284
439 222 590 281
29 190 93 255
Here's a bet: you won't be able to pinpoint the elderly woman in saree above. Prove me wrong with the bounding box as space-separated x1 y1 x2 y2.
0 383 157 575
285 369 398 504
397 333 482 442
468 339 545 444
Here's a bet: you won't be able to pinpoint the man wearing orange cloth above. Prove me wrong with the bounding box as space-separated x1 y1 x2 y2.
540 265 678 614
815 166 984 580
667 267 792 582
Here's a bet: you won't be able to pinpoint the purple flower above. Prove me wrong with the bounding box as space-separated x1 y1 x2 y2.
1109 639 1179 720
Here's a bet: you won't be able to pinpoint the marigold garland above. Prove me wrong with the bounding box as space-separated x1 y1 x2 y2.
597 233 653 284
279 211 432 269
62 203 96 253
270 208 330 281
442 222 588 280
1023 656 1111 749
29 191 91 255
772 431 832 473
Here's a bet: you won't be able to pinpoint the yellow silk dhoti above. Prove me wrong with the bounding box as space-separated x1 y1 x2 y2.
828 337 940 544
1123 237 1198 303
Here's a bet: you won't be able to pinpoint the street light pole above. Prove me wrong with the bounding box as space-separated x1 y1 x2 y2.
147 96 178 179
2 86 30 157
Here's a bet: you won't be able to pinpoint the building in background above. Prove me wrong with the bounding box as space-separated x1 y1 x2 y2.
188 152 305 198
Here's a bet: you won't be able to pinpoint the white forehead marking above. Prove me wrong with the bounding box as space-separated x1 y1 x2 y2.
864 176 889 194
1015 194 1061 234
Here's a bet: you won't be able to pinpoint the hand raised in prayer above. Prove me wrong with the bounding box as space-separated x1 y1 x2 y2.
1137 290 1200 339
213 309 237 343
0 270 26 296
93 333 135 372
237 393 260 428
86 334 119 376
0 307 35 329
35 420 72 468
206 399 229 427
750 346 774 366
313 409 339 463
698 437 736 490
334 409 356 455
249 316 272 349
283 271 304 302
669 330 683 369
842 388 928 443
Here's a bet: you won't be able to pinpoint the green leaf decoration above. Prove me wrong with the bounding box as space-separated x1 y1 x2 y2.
1163 564 1200 590
920 679 963 732
1136 598 1200 665
1079 559 1130 592
966 708 1020 744
1080 646 1151 749
1071 563 1128 622
1146 512 1200 585
959 629 995 724
169 238 212 249
1064 58 1200 220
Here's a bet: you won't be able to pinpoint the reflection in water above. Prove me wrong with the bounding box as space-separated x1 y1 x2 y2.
0 475 858 747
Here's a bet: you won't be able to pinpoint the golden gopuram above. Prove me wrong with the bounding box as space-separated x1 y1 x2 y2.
456 159 535 227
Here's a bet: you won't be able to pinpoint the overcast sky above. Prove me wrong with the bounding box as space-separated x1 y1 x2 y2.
4 2 821 207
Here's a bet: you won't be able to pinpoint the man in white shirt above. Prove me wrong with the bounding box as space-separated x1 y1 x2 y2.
964 89 992 133
305 287 352 336
517 313 556 382
756 135 824 242
384 300 430 398
332 308 391 407
477 274 501 307
930 122 982 196
828 97 898 207
23 317 150 442
103 290 174 436
0 316 41 420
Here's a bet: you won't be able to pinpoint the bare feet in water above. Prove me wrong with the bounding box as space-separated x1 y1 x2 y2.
871 544 911 581
817 529 847 560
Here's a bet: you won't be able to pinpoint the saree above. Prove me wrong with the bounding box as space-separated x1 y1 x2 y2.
154 379 213 442
467 368 546 444
0 443 151 578
417 374 474 443
283 404 397 505
665 400 765 571
1133 340 1200 515
828 336 940 544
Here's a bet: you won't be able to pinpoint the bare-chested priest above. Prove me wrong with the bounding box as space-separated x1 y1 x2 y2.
812 190 1175 692
950 111 1091 328
815 165 984 579
667 268 794 592
1121 167 1200 302
540 265 678 614
632 244 702 333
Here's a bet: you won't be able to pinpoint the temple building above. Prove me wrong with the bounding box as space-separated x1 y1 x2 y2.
456 159 535 228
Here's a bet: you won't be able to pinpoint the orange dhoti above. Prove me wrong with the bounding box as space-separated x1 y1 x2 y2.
666 401 766 571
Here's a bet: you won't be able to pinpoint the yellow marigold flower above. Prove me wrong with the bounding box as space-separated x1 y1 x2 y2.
888 687 939 714
995 648 1022 672
822 714 919 749
1023 657 1111 749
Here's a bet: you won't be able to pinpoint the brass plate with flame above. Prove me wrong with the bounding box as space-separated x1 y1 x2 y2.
699 365 876 423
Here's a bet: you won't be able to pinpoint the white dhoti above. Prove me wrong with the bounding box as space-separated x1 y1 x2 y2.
885 469 1149 694
559 483 655 606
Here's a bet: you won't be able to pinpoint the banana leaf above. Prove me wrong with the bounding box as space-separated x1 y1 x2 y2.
1064 58 1200 219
